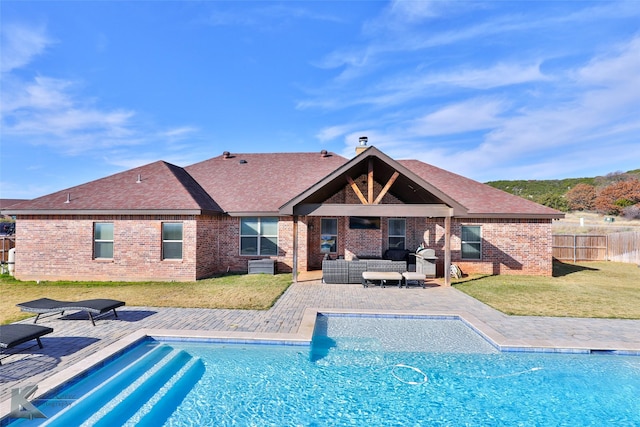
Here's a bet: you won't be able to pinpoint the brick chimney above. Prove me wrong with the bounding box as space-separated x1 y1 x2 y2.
355 136 368 155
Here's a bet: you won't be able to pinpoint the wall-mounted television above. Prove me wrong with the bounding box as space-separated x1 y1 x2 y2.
349 216 380 230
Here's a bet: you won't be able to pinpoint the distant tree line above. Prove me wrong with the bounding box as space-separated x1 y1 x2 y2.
487 169 640 219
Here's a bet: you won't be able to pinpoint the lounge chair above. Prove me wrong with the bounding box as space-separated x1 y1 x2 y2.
17 298 125 326
0 324 54 365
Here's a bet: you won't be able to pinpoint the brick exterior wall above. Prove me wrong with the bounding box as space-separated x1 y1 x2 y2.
205 216 295 275
420 218 554 276
15 215 199 282
13 209 553 281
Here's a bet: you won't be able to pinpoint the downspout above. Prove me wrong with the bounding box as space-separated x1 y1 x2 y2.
292 215 298 283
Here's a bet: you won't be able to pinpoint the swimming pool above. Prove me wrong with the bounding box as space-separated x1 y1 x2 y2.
5 315 640 426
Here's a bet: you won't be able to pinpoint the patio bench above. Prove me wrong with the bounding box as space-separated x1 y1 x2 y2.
362 271 403 288
402 272 427 288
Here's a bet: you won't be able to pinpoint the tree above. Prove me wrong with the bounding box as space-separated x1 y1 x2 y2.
594 178 640 215
537 194 569 212
594 171 632 187
565 183 596 211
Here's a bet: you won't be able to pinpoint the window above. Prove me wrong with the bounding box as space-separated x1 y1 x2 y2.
94 223 114 259
240 217 278 256
162 223 183 260
320 218 338 253
461 225 481 260
388 218 406 249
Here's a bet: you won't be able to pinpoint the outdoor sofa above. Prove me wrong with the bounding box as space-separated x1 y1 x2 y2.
17 298 126 326
322 259 408 284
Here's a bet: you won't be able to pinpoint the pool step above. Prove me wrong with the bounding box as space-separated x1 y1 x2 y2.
41 344 173 426
123 355 205 426
40 345 202 426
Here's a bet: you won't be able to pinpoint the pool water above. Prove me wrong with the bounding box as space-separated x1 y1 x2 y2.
6 316 640 426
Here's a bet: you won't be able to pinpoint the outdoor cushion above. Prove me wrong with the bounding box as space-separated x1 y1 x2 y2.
17 298 125 326
0 324 53 349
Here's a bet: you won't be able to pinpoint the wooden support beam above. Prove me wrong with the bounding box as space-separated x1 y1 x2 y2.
346 176 369 205
368 159 374 204
373 171 399 205
444 216 451 287
292 216 298 283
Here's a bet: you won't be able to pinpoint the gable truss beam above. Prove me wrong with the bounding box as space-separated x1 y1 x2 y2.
346 160 400 205
368 158 374 204
373 171 399 205
346 176 368 205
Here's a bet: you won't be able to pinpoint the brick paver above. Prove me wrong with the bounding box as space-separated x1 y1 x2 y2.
1 281 639 409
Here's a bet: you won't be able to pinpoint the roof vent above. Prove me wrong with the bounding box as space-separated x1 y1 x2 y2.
239 159 248 164
136 174 142 183
64 192 71 204
320 149 329 157
223 151 231 159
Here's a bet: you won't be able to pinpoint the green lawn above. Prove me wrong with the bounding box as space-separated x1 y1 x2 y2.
2 260 638 324
0 273 292 324
453 261 640 319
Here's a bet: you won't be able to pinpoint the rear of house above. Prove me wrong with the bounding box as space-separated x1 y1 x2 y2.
3 144 563 282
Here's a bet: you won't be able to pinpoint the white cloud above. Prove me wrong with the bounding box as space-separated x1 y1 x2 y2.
1 23 202 160
319 31 640 183
159 126 199 140
204 3 341 28
409 98 507 136
317 124 356 142
299 60 547 112
431 63 549 90
0 23 53 73
410 36 640 180
1 76 72 114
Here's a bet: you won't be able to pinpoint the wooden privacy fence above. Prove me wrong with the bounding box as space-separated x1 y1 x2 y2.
0 236 15 263
553 231 640 264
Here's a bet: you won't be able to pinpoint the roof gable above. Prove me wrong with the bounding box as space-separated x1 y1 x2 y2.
280 146 562 219
280 146 467 216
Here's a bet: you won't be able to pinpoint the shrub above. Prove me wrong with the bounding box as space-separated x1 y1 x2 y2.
623 204 640 219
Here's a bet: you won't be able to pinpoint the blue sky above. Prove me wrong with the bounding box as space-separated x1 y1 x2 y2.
1 1 639 200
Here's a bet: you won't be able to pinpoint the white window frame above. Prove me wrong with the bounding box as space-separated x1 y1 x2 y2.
461 225 482 260
94 222 114 259
320 218 338 254
162 222 183 260
388 218 406 249
240 217 279 256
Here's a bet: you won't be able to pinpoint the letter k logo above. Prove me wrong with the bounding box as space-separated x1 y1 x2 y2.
10 385 46 419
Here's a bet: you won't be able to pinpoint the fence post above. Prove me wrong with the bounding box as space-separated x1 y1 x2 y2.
573 234 577 263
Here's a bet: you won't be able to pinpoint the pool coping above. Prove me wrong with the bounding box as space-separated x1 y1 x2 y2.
1 306 638 422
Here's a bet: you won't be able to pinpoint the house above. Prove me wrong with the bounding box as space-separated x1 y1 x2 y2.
2 143 563 284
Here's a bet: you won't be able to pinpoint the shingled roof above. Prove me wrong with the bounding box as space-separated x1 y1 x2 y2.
5 161 221 214
399 160 563 218
185 151 347 214
4 148 563 219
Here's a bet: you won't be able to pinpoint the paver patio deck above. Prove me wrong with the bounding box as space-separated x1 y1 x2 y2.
1 279 639 416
